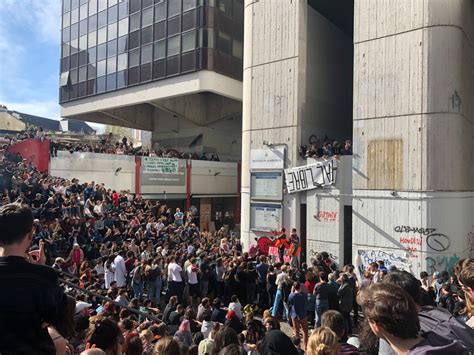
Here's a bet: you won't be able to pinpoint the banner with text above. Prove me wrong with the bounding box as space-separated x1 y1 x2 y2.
284 159 337 193
141 157 185 186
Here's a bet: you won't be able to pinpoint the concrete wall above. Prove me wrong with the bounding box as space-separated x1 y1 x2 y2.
306 156 352 265
241 0 307 250
0 111 26 132
50 151 136 192
191 161 238 195
302 7 353 145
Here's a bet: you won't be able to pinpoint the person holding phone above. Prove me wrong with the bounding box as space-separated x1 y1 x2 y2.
0 203 68 355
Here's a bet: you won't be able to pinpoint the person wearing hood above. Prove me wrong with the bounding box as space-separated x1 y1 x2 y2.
358 283 470 355
258 329 299 355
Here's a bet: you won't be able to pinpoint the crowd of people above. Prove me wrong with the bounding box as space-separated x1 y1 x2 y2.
0 145 474 355
298 137 352 159
0 127 220 161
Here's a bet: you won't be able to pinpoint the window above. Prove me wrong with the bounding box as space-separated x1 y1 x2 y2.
107 73 117 91
71 38 79 54
107 56 117 73
79 19 88 36
89 0 97 16
88 31 97 48
182 10 196 31
97 59 106 76
117 70 126 88
129 30 140 49
216 31 231 54
87 63 97 79
232 39 242 59
141 26 153 44
167 35 180 56
89 14 97 32
97 43 107 61
71 8 79 24
71 0 79 9
183 0 196 11
62 27 71 43
70 53 79 68
118 1 128 19
128 66 140 85
79 50 88 65
63 12 71 29
140 63 152 81
154 21 166 40
167 56 179 75
142 7 154 27
218 0 232 16
118 18 128 37
141 44 153 64
97 76 106 93
70 23 79 40
98 10 107 28
107 39 117 57
108 5 118 23
129 48 140 67
80 3 88 20
168 0 181 17
79 66 87 81
155 3 166 22
130 12 141 31
108 22 117 40
117 53 128 71
63 0 71 14
118 35 128 53
167 16 181 37
70 68 78 84
130 0 141 13
153 59 165 79
88 46 97 63
182 30 195 52
98 27 107 44
62 44 70 58
153 40 165 59
60 71 70 86
142 0 153 8
98 0 107 12
87 79 96 95
79 34 87 51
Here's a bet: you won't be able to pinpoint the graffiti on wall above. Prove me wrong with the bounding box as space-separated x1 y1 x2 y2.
425 254 460 276
356 249 410 275
394 225 450 252
314 211 338 222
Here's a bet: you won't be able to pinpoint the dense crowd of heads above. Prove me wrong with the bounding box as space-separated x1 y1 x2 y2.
1 138 474 355
298 137 352 159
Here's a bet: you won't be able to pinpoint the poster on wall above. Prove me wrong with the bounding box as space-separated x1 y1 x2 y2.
250 171 283 201
250 203 282 231
284 158 337 193
250 147 285 169
141 157 185 186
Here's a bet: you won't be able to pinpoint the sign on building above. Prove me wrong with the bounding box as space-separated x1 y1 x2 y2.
250 203 282 231
284 159 337 193
250 171 283 201
250 147 285 169
141 157 185 186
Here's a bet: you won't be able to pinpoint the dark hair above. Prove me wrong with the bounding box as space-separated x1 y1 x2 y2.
202 309 212 322
382 270 422 305
0 204 33 245
231 295 238 303
358 283 420 339
126 334 143 355
321 310 344 339
88 318 122 353
420 271 428 279
212 326 239 355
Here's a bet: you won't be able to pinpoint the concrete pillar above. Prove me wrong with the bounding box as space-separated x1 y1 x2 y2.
241 0 307 250
352 0 474 276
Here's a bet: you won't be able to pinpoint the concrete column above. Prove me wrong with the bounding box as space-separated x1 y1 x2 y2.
352 0 474 276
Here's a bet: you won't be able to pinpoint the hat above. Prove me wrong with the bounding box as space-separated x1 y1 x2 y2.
75 301 92 314
55 257 65 264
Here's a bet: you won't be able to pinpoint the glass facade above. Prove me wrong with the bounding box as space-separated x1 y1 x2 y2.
60 0 244 103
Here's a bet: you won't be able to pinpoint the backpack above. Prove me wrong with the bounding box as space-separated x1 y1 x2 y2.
419 306 474 350
147 266 161 282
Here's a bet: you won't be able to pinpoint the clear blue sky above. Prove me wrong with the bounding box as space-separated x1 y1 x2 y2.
0 0 102 131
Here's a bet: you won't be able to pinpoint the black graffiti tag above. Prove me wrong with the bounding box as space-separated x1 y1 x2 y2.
426 233 450 252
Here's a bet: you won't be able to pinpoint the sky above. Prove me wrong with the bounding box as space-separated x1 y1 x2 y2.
0 0 103 131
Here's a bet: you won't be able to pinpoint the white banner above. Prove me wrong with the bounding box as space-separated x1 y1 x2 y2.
142 157 179 174
284 159 337 193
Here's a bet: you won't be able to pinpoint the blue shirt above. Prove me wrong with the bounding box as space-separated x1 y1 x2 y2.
288 292 307 319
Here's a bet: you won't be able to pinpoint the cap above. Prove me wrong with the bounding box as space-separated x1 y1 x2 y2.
75 301 92 314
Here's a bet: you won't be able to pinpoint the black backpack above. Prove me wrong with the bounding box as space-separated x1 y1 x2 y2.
419 306 474 350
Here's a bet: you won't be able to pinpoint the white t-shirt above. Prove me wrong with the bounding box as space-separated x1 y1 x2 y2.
187 264 198 284
168 262 183 282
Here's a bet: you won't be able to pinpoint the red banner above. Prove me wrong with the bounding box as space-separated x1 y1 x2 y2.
7 139 50 172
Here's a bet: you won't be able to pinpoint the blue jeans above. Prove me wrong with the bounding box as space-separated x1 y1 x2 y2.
315 299 329 327
148 280 162 306
133 281 144 298
272 289 287 320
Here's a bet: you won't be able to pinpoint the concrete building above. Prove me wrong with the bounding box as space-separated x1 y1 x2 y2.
241 0 474 277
